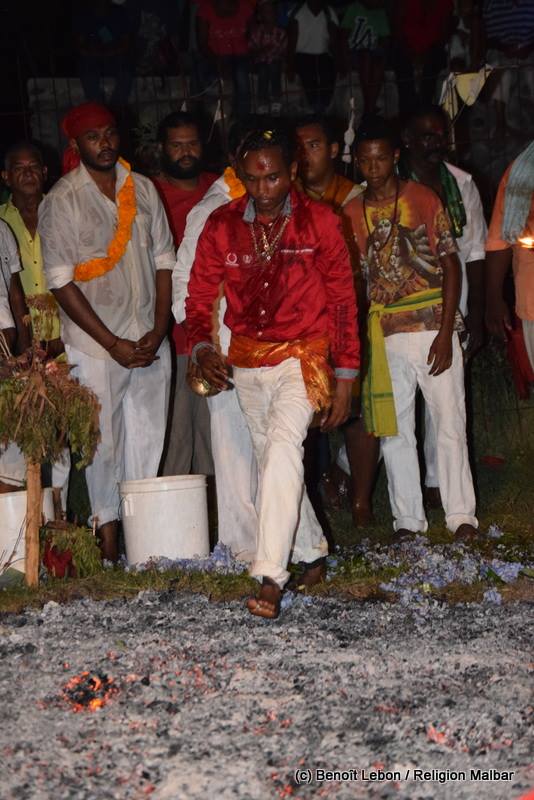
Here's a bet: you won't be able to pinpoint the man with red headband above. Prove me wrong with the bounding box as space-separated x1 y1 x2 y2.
38 102 175 561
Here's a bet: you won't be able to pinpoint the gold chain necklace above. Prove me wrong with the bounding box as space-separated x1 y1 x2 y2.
250 213 290 262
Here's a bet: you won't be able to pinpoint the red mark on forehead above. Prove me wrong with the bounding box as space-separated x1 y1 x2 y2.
254 155 270 172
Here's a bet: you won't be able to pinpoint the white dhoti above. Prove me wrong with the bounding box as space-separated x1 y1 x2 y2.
233 357 327 588
207 387 258 562
66 341 171 526
381 331 478 534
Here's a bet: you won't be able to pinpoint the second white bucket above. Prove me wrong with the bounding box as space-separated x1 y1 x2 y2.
0 488 55 573
119 475 209 565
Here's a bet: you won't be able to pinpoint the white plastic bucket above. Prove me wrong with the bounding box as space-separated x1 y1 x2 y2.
119 475 209 565
0 488 55 573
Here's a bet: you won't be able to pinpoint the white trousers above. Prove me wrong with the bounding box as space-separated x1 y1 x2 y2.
207 387 258 562
234 358 328 588
66 342 171 526
381 331 477 534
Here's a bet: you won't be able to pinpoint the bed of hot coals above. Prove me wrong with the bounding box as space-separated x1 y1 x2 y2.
0 553 532 800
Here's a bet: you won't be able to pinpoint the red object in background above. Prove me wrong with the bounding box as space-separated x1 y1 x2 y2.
507 315 534 400
517 790 534 800
43 540 76 578
480 455 506 467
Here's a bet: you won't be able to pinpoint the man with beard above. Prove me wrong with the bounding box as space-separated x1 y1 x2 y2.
153 112 217 477
399 105 486 510
38 102 175 561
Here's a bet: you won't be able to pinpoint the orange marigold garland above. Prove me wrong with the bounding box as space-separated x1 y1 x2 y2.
73 158 137 282
223 166 246 200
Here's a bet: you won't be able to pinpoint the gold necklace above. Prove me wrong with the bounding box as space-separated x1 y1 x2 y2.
250 213 290 262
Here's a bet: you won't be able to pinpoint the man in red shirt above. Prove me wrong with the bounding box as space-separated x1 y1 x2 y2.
153 112 217 477
186 129 359 618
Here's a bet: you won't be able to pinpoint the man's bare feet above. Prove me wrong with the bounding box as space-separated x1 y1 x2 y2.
455 523 479 542
97 521 119 563
247 578 282 619
396 528 418 540
287 556 326 592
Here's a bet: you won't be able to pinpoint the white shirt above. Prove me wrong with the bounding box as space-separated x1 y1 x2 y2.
172 172 233 354
445 162 487 316
0 219 22 331
293 3 338 55
38 161 175 359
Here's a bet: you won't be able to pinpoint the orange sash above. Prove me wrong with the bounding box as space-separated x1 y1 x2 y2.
228 334 334 412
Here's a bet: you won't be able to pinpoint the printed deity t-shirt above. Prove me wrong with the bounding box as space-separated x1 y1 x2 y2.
344 180 460 337
342 2 390 51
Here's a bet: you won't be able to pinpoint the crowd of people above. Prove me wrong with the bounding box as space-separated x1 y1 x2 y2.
8 1 534 129
0 92 533 618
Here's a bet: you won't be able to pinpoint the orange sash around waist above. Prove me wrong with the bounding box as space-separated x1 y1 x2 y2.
228 333 334 412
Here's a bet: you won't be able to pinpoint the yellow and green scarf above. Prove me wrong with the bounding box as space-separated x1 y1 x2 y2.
363 288 443 437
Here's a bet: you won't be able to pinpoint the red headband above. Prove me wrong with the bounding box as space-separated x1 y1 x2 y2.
61 102 117 174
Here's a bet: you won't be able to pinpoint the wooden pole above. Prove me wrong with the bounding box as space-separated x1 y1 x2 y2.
25 460 41 587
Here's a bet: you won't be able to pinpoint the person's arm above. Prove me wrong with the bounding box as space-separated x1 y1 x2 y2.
484 166 513 339
135 181 175 361
316 209 360 430
8 273 31 353
185 217 229 390
428 251 461 375
485 249 512 340
173 193 224 324
135 270 172 361
52 282 148 368
458 173 487 358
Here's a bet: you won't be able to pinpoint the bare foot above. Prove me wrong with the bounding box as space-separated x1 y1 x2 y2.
287 557 326 592
247 579 281 619
97 521 119 563
455 524 479 542
396 528 418 540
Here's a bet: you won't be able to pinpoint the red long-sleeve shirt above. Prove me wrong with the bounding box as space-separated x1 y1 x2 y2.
186 188 360 377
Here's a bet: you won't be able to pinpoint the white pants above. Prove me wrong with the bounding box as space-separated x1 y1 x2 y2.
381 331 477 534
207 387 258 562
234 358 327 588
66 342 171 526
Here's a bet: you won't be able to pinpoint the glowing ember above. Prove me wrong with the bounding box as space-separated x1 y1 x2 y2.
62 671 117 712
518 236 534 248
